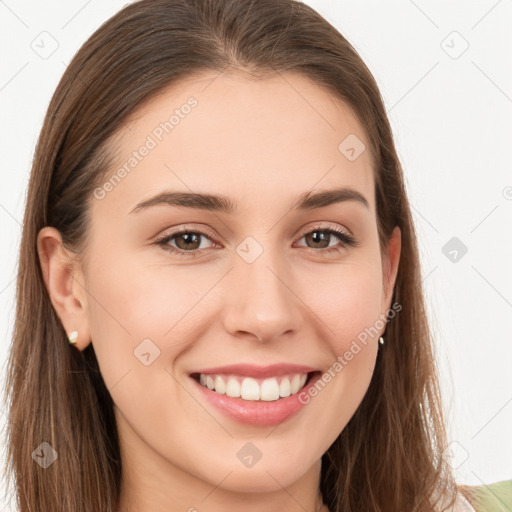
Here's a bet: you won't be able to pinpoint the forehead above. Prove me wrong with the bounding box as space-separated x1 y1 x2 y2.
94 70 375 216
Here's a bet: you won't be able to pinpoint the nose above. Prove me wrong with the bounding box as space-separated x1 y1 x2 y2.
222 242 302 344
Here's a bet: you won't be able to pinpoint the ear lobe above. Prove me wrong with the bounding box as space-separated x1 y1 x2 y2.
382 226 401 310
37 227 91 350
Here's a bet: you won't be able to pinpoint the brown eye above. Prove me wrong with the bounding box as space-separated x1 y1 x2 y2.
304 230 334 249
154 224 358 258
296 226 357 252
173 232 203 251
155 228 218 256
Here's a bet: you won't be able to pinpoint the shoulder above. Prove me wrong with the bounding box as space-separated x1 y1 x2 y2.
458 479 512 512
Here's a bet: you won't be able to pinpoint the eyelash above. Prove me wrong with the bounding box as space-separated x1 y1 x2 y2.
154 224 358 258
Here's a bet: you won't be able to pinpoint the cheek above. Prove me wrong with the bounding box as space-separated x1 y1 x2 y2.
85 249 220 386
297 260 382 421
299 267 382 445
84 250 175 385
307 259 384 350
87 248 184 336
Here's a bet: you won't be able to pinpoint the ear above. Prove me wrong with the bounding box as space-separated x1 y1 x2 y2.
381 226 401 315
37 227 91 351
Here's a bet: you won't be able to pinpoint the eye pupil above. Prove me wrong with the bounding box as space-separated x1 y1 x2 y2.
176 232 201 250
306 231 330 249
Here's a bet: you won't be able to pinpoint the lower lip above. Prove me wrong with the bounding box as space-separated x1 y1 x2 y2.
190 372 322 426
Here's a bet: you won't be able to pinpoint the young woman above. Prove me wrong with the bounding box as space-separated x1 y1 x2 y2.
4 0 511 511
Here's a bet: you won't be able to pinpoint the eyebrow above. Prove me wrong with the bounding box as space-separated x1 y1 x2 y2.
129 186 370 215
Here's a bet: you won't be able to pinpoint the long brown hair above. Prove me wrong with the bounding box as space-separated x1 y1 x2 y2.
4 0 461 510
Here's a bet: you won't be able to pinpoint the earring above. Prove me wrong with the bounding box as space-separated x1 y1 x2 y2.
68 330 78 346
379 336 384 345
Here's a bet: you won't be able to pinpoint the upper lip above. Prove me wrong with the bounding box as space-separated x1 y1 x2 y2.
191 363 319 379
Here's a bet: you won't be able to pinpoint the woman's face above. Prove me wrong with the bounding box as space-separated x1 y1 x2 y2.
53 71 400 504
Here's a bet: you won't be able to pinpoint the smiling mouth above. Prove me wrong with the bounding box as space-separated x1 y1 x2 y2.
190 371 319 402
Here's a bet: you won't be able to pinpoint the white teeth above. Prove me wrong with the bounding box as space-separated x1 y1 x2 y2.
241 377 260 400
214 375 226 395
225 378 241 398
279 377 291 398
260 378 280 401
290 374 301 394
197 372 310 401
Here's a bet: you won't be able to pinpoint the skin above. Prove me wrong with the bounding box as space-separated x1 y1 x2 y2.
37 70 401 512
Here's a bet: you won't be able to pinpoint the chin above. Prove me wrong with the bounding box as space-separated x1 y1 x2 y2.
200 454 312 493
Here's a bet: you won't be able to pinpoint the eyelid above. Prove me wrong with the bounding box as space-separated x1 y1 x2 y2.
156 223 218 242
156 222 352 243
296 221 354 239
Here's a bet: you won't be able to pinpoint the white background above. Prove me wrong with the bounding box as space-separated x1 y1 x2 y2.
0 0 511 506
